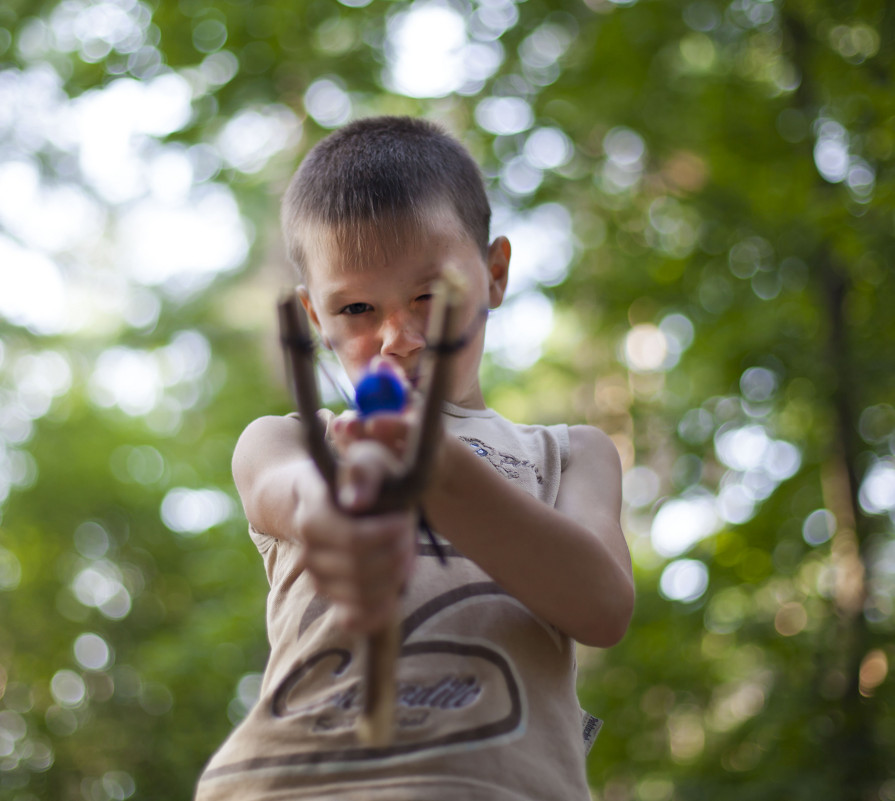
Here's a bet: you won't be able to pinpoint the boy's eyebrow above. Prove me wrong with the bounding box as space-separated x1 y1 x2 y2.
321 264 448 305
323 288 366 308
413 264 449 288
317 288 362 311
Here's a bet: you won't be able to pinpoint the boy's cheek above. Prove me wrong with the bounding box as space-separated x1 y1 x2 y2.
321 327 370 381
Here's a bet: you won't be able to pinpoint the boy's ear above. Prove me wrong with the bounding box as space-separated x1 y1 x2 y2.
297 286 335 351
486 236 511 309
297 285 323 335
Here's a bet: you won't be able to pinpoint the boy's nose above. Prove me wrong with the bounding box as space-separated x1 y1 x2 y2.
380 313 425 359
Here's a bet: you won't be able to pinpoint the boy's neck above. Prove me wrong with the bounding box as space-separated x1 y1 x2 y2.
445 376 486 410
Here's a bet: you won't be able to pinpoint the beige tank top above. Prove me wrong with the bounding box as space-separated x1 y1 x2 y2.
195 403 600 800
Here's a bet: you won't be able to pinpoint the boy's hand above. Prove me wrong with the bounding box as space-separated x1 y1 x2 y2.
330 410 415 460
330 358 419 458
294 439 416 634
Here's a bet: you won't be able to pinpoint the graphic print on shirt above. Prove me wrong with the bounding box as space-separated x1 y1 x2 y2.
459 436 545 484
269 577 526 748
201 549 548 780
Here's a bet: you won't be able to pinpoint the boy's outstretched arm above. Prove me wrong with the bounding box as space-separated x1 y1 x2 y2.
423 424 634 648
233 413 633 645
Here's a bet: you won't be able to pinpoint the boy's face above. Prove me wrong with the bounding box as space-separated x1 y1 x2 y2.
298 206 510 409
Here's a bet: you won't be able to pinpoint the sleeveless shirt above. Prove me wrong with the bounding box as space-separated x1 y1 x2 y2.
195 403 600 800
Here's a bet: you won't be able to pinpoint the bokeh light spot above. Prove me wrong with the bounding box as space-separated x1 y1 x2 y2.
50 670 86 708
859 459 895 515
73 633 112 671
774 602 808 636
216 105 300 174
524 126 573 170
651 493 721 558
802 509 836 546
660 559 709 602
859 649 888 697
192 19 227 54
624 324 668 373
304 78 352 128
0 547 22 591
73 521 111 560
740 367 777 402
71 560 132 619
623 465 661 508
386 3 468 98
161 487 235 535
485 292 554 370
475 95 534 136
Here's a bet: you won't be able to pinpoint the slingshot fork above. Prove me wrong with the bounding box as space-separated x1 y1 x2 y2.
277 267 467 746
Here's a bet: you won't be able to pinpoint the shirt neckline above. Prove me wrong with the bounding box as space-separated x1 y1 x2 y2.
441 401 497 419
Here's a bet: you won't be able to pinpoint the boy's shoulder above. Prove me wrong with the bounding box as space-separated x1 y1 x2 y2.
550 423 623 530
567 422 617 451
565 423 622 476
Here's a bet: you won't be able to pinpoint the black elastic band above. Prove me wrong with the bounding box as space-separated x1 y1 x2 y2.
280 334 316 354
425 306 489 356
426 337 468 355
419 513 448 565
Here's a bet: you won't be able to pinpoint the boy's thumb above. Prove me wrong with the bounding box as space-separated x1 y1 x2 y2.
337 441 397 512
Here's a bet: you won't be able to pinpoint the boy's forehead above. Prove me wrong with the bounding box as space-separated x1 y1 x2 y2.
300 205 468 280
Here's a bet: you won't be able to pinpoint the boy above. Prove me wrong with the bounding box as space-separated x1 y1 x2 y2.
195 116 633 800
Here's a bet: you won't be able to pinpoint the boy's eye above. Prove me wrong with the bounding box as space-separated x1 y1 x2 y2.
340 302 373 316
415 294 433 303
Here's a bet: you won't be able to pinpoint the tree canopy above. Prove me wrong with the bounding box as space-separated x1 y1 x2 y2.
0 1 893 799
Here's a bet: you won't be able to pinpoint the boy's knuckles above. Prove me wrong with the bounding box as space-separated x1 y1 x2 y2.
306 551 347 579
367 415 411 440
346 440 402 475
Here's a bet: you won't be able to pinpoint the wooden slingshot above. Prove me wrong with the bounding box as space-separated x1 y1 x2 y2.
277 267 467 747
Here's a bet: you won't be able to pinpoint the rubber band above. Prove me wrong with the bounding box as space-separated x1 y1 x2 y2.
419 513 447 565
280 334 316 353
316 357 357 410
425 306 488 355
426 337 469 355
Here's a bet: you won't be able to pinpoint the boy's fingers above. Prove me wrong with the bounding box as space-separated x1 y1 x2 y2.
299 502 413 549
304 540 410 587
330 413 362 453
294 456 415 636
337 441 402 511
333 411 415 463
320 574 401 607
300 509 415 585
363 415 414 455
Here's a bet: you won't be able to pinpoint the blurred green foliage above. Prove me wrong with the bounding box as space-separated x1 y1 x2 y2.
0 1 893 800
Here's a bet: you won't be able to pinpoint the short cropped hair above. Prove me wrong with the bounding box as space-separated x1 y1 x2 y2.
281 116 491 278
